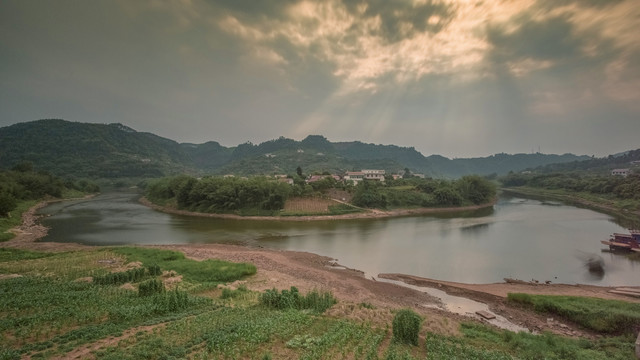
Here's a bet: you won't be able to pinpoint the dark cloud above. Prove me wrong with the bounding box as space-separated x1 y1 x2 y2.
487 15 582 62
0 0 638 157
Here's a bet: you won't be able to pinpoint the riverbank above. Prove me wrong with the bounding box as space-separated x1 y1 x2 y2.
139 196 496 221
5 200 640 340
2 196 94 252
501 187 640 226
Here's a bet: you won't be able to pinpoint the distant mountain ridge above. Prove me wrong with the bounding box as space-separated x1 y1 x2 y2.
0 119 592 179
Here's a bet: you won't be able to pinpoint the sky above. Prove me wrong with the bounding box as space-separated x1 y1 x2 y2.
1 0 639 158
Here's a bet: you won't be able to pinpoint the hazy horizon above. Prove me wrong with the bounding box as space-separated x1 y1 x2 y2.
1 0 639 158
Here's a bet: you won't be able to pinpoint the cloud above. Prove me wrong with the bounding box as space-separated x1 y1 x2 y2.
1 0 639 158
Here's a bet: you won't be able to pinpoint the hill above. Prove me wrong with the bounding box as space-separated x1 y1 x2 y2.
526 149 640 175
0 119 195 178
0 119 590 179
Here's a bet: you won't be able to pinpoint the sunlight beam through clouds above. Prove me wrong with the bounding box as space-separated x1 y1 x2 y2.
0 0 638 157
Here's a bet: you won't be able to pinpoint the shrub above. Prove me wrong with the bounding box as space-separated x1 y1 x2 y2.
259 287 336 313
392 309 421 346
93 267 147 285
138 279 165 297
147 264 161 276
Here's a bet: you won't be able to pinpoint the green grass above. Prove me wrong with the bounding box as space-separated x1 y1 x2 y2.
0 200 38 242
456 321 634 360
95 307 386 360
0 248 54 262
111 247 256 284
508 293 640 334
0 276 211 354
0 249 125 280
328 203 364 215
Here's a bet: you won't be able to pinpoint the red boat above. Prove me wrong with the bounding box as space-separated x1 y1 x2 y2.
602 230 640 252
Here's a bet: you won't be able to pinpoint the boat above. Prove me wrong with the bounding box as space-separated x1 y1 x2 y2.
601 230 640 252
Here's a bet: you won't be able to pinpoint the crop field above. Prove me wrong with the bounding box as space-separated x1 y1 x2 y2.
284 197 335 213
0 247 637 359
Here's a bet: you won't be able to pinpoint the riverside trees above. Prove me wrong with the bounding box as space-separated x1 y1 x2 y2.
146 174 497 215
146 175 293 214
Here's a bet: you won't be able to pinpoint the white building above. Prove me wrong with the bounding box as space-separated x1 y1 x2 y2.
611 169 630 177
362 169 385 181
344 171 365 184
344 170 385 183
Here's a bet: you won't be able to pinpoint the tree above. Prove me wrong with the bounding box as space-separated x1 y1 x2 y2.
392 309 421 346
0 192 17 217
296 166 303 178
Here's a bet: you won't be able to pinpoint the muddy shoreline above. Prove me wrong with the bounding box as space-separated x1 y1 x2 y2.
139 196 496 222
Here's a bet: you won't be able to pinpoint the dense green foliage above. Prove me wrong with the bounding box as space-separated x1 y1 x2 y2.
500 172 640 213
0 119 192 178
1 119 590 179
501 173 640 200
147 174 497 214
0 166 99 214
111 247 256 284
146 175 293 214
508 293 640 334
0 167 99 241
353 176 497 209
259 286 337 313
528 149 640 175
392 309 421 346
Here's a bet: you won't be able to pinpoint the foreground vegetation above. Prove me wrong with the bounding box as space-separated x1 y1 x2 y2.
1 247 637 359
508 293 640 335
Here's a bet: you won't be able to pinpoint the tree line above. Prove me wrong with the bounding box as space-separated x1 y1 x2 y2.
352 176 497 209
145 174 497 215
0 162 100 216
500 172 640 201
145 175 294 215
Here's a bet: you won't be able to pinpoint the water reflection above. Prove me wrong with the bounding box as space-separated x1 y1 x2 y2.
39 192 640 286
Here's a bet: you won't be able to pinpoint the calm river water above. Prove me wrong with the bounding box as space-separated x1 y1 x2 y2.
39 192 640 286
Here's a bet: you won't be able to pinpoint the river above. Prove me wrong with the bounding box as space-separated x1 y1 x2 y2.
38 192 640 286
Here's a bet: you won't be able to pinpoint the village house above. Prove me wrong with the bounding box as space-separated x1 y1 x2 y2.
611 169 630 177
306 174 341 183
344 170 385 183
362 169 385 181
343 171 365 184
278 177 294 185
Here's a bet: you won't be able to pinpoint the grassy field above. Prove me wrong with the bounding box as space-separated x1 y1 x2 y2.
1 247 638 359
508 293 640 335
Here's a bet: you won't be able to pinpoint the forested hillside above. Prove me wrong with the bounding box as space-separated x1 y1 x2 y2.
526 149 640 174
0 120 193 178
0 119 590 179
